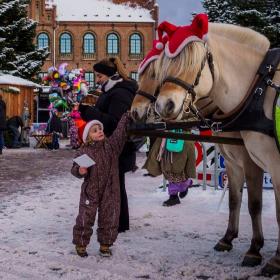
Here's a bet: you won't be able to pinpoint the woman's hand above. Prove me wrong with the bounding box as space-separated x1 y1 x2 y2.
79 167 88 175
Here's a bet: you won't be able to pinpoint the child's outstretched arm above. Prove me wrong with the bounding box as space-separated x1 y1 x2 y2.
108 112 131 155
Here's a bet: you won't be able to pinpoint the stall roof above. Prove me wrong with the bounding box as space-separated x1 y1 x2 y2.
0 74 41 88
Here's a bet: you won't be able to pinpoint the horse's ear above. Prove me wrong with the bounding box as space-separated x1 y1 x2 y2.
157 21 178 41
191 14 208 40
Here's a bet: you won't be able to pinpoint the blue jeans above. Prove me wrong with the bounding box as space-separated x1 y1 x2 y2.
51 132 59 150
0 130 4 150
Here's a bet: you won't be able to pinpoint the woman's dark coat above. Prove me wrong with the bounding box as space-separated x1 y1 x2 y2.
79 79 138 172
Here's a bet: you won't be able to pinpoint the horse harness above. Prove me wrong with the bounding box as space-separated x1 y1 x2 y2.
136 47 280 139
211 48 280 137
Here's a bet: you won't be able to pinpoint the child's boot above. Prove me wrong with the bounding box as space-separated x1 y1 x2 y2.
75 245 88 257
179 188 188 199
99 244 112 257
162 194 180 206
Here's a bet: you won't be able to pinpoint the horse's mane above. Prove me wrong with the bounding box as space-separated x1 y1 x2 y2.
209 23 270 52
139 62 156 82
155 42 207 84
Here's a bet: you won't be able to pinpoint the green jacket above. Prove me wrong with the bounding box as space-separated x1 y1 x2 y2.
143 138 196 181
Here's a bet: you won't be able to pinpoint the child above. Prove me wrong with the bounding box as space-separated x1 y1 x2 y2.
68 103 82 149
143 137 196 206
71 113 130 257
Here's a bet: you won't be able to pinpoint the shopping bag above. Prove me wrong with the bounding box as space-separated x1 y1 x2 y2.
166 129 184 153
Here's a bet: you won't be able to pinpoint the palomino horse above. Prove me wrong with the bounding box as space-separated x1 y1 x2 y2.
131 23 280 276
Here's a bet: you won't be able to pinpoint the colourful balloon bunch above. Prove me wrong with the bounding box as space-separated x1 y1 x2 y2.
42 63 89 112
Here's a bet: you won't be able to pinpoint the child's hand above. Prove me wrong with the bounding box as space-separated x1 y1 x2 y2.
79 167 88 175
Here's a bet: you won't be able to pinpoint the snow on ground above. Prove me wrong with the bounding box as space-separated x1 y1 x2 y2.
0 148 278 280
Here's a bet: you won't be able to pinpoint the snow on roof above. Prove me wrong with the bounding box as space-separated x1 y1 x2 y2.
45 0 154 23
0 75 41 88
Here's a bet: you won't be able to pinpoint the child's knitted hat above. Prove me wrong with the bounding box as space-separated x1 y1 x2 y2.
82 120 104 143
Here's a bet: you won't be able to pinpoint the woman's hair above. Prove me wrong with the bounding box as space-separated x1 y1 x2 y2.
94 56 129 80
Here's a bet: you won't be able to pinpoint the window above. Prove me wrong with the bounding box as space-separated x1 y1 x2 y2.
130 72 139 81
60 33 72 54
37 33 49 50
106 33 119 54
83 33 95 54
85 72 95 89
129 33 142 54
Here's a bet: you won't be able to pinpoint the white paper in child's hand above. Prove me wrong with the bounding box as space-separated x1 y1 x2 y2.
73 154 95 168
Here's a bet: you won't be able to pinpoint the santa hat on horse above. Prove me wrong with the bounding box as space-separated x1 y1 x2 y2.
158 13 209 58
138 35 168 75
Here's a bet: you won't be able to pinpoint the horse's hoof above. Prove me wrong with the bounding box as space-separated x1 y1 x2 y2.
242 254 262 267
214 240 233 252
261 263 280 277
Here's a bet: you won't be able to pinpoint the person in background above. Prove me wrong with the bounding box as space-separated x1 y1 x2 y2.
143 136 157 177
46 109 62 150
0 95 6 154
72 113 131 257
69 103 82 149
143 138 196 206
79 56 138 233
6 115 23 148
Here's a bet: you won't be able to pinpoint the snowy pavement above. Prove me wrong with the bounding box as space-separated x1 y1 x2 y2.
0 148 278 279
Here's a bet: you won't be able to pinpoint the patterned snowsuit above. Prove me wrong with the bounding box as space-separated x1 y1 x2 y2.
72 114 129 246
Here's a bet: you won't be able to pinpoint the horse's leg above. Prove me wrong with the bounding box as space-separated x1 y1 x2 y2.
239 131 280 276
214 161 244 252
242 161 264 267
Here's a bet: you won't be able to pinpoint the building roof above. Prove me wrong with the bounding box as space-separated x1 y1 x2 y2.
0 74 41 88
46 0 154 23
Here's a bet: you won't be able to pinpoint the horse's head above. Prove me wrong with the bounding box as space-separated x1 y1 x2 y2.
131 36 169 122
154 42 214 121
131 62 159 121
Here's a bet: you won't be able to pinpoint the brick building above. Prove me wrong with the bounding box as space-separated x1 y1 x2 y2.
28 0 158 89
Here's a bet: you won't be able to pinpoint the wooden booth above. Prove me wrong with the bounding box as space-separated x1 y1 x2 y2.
0 74 41 121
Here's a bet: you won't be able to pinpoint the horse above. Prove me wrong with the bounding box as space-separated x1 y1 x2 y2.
131 23 280 276
131 63 160 122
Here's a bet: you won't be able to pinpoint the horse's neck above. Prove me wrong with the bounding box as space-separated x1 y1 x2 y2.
208 33 268 113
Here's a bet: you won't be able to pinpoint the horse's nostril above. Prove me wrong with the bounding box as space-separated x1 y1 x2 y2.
166 99 175 114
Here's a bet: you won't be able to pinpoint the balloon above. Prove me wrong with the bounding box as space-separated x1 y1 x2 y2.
58 63 68 76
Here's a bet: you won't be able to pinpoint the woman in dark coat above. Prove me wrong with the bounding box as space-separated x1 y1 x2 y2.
0 95 6 154
79 56 138 233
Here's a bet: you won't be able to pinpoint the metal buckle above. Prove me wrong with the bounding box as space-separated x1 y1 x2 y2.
266 64 273 73
255 87 263 96
211 122 222 132
267 79 273 86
